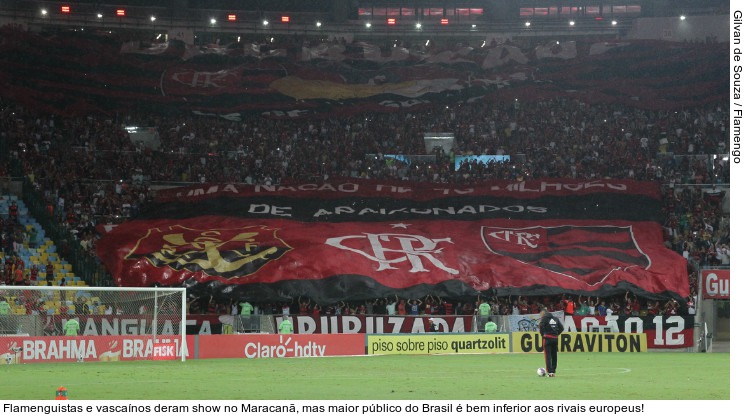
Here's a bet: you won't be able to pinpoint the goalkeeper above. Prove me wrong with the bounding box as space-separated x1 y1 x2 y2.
64 317 81 336
538 307 563 377
278 315 294 334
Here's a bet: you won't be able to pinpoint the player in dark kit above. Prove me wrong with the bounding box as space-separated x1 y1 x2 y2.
539 306 564 377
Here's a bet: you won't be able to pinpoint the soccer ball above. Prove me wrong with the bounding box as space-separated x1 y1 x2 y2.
537 367 546 377
77 355 84 363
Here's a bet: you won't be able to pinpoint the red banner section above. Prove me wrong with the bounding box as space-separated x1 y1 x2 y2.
195 334 365 359
97 218 687 301
702 270 730 299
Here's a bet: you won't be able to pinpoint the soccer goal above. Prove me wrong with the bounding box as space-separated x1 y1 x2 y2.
0 285 187 361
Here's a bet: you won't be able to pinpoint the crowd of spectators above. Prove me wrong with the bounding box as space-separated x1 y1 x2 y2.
0 86 730 313
188 292 697 319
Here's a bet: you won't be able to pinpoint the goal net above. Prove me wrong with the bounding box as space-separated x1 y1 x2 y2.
0 285 186 361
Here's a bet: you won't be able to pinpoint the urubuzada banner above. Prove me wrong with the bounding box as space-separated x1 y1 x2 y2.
96 179 688 304
272 314 477 334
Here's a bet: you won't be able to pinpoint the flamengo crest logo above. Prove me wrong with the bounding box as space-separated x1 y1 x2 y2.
325 232 458 274
126 225 292 279
481 225 651 286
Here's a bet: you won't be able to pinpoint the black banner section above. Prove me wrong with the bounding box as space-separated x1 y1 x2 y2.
137 193 663 223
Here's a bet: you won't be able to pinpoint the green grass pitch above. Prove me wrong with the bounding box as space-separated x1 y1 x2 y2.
0 352 729 400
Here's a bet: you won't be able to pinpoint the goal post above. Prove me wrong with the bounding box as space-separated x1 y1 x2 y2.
0 285 187 362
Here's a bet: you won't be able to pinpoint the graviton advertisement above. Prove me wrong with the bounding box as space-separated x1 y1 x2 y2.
195 334 366 359
513 332 648 353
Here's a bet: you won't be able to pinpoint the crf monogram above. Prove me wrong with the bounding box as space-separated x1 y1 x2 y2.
325 233 458 274
487 230 541 248
171 71 231 88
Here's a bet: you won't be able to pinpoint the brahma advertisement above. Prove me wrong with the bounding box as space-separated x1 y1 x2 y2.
1 334 364 363
1 336 186 363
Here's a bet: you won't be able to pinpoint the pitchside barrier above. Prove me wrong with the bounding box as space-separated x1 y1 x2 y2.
0 313 695 363
239 312 693 350
0 283 697 364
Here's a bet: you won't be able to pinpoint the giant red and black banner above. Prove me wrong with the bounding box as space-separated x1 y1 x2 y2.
0 27 726 117
96 179 688 304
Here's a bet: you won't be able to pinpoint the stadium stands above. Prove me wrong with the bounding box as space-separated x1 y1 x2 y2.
0 9 729 314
